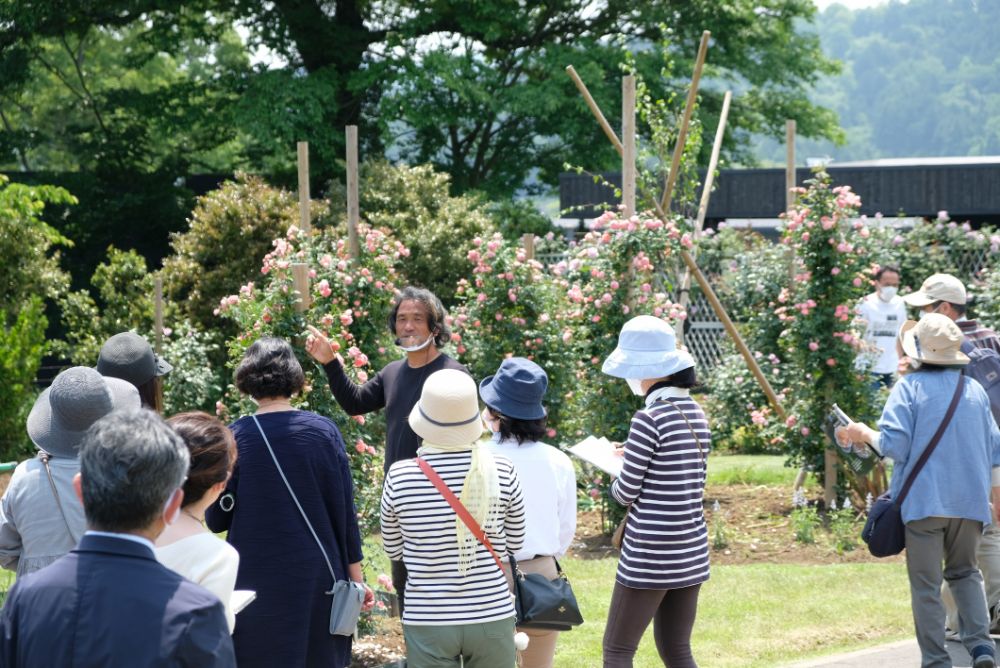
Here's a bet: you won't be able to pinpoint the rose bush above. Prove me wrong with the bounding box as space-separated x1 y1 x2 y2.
215 223 408 531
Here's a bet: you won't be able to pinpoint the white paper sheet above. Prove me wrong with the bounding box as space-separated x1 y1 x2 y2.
568 435 624 478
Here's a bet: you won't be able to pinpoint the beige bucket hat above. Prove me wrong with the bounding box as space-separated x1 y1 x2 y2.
408 369 484 446
898 314 969 366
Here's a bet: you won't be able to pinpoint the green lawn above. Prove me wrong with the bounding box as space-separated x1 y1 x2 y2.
555 558 912 668
706 454 799 487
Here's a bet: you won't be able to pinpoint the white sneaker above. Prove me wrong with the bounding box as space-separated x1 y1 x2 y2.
945 627 961 642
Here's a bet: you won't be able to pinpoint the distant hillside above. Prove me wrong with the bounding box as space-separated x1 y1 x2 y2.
753 0 1000 164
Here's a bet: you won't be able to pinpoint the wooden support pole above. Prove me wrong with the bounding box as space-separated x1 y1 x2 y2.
291 263 311 314
566 66 623 154
566 64 786 420
522 233 536 260
695 91 732 236
297 142 311 232
677 90 732 344
346 126 361 259
785 119 797 214
661 30 711 214
621 75 637 217
153 277 164 354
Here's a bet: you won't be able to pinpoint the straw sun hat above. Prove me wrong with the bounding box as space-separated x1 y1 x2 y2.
898 314 969 367
408 369 484 446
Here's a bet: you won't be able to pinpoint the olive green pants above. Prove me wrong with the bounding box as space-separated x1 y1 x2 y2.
403 616 516 668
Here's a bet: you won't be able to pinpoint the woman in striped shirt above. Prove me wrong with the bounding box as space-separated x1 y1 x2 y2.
600 315 710 668
380 368 526 668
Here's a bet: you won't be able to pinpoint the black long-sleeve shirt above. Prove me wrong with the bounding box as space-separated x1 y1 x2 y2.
322 354 468 471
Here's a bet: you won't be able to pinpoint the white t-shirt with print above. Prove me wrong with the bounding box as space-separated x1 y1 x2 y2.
856 292 908 374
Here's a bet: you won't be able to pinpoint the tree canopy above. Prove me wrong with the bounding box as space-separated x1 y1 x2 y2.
2 0 841 197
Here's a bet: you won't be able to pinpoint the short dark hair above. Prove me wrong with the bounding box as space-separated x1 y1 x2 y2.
874 265 900 281
79 409 189 533
235 337 305 399
167 412 236 507
664 366 698 389
949 301 967 316
387 286 451 349
485 407 548 445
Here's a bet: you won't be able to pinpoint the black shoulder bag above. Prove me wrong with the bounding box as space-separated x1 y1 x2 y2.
862 376 965 557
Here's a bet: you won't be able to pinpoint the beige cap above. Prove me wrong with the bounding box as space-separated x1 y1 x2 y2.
902 273 966 307
899 315 969 366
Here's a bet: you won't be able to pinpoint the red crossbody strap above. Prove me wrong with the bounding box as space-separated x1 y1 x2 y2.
415 456 504 572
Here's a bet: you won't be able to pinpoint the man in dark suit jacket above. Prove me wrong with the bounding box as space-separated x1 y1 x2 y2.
0 409 235 667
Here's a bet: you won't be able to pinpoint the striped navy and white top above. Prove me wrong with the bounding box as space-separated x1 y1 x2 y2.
380 450 526 625
611 386 711 590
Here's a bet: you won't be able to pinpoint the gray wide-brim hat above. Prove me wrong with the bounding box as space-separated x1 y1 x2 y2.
96 331 172 388
27 367 141 458
602 314 696 380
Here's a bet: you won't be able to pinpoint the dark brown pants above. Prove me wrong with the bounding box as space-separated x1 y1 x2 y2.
602 581 701 668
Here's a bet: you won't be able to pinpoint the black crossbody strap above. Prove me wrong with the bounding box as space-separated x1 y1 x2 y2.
897 376 965 505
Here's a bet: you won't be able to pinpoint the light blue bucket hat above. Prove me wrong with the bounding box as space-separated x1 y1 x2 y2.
601 315 696 379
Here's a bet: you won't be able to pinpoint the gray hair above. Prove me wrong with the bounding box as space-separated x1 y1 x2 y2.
79 409 190 533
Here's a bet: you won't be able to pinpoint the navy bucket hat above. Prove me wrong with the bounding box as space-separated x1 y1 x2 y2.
478 357 548 420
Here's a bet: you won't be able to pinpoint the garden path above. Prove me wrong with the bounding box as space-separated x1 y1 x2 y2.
782 638 974 667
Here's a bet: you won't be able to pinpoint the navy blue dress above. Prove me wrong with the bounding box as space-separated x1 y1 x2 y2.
206 410 363 668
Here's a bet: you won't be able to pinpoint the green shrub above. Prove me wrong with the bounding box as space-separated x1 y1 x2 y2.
160 173 332 332
55 247 154 366
0 299 46 460
215 222 406 532
356 161 495 302
0 176 74 460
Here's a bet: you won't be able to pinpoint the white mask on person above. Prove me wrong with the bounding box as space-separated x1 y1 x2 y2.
481 407 500 435
878 286 898 302
626 378 646 396
396 334 434 353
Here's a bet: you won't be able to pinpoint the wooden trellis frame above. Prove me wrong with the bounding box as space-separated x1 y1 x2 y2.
565 31 787 422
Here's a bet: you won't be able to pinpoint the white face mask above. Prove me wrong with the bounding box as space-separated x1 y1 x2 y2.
879 286 898 301
626 378 646 396
396 334 434 353
481 408 499 435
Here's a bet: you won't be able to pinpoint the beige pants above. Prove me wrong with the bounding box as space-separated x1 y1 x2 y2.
503 556 562 668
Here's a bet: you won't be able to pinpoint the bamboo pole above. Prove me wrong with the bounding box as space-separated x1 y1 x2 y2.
566 66 623 154
622 75 637 217
566 65 786 420
297 142 311 232
346 126 361 259
291 263 311 313
676 90 731 344
660 30 711 214
153 277 164 354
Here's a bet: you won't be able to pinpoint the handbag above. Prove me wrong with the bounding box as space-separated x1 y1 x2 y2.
861 376 965 557
415 457 584 631
509 555 583 631
253 415 365 636
611 397 706 550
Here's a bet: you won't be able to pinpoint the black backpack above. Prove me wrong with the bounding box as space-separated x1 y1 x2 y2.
961 338 1000 426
